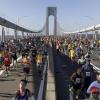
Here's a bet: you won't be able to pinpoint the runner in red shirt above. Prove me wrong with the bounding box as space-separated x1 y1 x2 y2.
3 50 11 75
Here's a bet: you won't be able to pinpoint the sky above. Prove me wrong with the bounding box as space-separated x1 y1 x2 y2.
0 0 100 33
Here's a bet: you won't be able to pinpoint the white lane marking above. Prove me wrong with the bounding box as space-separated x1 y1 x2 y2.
0 56 22 76
0 70 5 75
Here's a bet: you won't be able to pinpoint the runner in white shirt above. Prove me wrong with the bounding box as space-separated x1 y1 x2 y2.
87 73 100 94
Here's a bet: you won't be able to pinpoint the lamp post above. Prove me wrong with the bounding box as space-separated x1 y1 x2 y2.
17 16 29 25
17 16 29 39
77 23 82 39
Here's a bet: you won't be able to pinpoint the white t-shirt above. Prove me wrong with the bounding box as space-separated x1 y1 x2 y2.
87 81 100 94
78 58 85 64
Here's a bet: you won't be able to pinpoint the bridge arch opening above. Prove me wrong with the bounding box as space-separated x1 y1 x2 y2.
49 16 54 35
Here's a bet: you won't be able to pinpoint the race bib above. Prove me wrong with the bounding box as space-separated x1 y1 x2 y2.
86 72 91 76
75 78 81 83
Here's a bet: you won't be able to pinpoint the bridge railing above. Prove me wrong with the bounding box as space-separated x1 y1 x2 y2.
37 56 48 100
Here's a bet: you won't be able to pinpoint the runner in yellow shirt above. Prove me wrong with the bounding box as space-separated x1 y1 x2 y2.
70 48 76 60
21 55 30 81
68 43 72 57
36 52 43 77
36 53 43 64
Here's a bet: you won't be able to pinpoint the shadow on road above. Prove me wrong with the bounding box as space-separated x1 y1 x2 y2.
0 93 14 98
0 78 16 81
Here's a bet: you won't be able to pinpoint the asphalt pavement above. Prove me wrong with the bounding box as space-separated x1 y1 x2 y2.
0 62 33 100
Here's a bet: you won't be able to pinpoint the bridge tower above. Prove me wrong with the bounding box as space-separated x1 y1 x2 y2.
46 7 57 35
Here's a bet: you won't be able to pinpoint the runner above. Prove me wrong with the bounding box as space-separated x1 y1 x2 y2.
78 55 86 67
68 43 72 57
87 73 100 94
36 51 43 77
70 68 84 99
21 55 31 81
76 45 82 59
11 49 17 69
85 87 100 100
3 50 11 76
13 79 35 100
69 47 76 67
70 47 76 60
56 42 60 54
82 54 94 97
0 51 4 68
31 47 37 63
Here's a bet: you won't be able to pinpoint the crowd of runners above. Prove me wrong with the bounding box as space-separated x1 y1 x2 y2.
54 34 100 100
0 36 49 100
0 34 100 100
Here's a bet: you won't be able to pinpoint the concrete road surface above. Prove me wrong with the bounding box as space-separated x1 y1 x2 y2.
0 62 33 100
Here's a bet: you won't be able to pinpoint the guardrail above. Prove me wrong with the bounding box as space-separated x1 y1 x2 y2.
91 63 100 73
37 57 48 100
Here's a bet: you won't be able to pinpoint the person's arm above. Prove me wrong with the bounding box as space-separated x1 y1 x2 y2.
9 55 12 64
12 97 16 100
77 59 80 64
12 91 19 100
30 95 35 100
20 59 23 64
70 73 75 83
87 82 94 94
90 65 95 80
28 90 35 100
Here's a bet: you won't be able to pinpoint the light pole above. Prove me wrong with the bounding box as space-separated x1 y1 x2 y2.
17 16 29 25
85 16 95 23
77 23 82 39
17 16 29 39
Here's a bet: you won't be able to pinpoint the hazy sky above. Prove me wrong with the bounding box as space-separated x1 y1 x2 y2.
0 0 100 32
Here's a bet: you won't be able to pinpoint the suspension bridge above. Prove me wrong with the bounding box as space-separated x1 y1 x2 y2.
0 7 100 100
0 7 100 40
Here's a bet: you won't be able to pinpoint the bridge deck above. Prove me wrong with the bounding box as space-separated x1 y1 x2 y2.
0 61 33 100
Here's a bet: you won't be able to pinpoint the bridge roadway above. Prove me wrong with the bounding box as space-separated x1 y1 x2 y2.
91 49 100 69
0 44 99 100
0 55 41 100
0 57 33 100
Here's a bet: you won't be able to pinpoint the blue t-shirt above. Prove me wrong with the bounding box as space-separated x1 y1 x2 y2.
16 89 30 100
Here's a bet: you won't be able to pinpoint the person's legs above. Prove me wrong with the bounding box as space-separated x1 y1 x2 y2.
15 59 18 68
83 78 91 98
24 72 27 80
5 65 9 76
25 67 30 81
12 58 15 69
5 66 8 74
